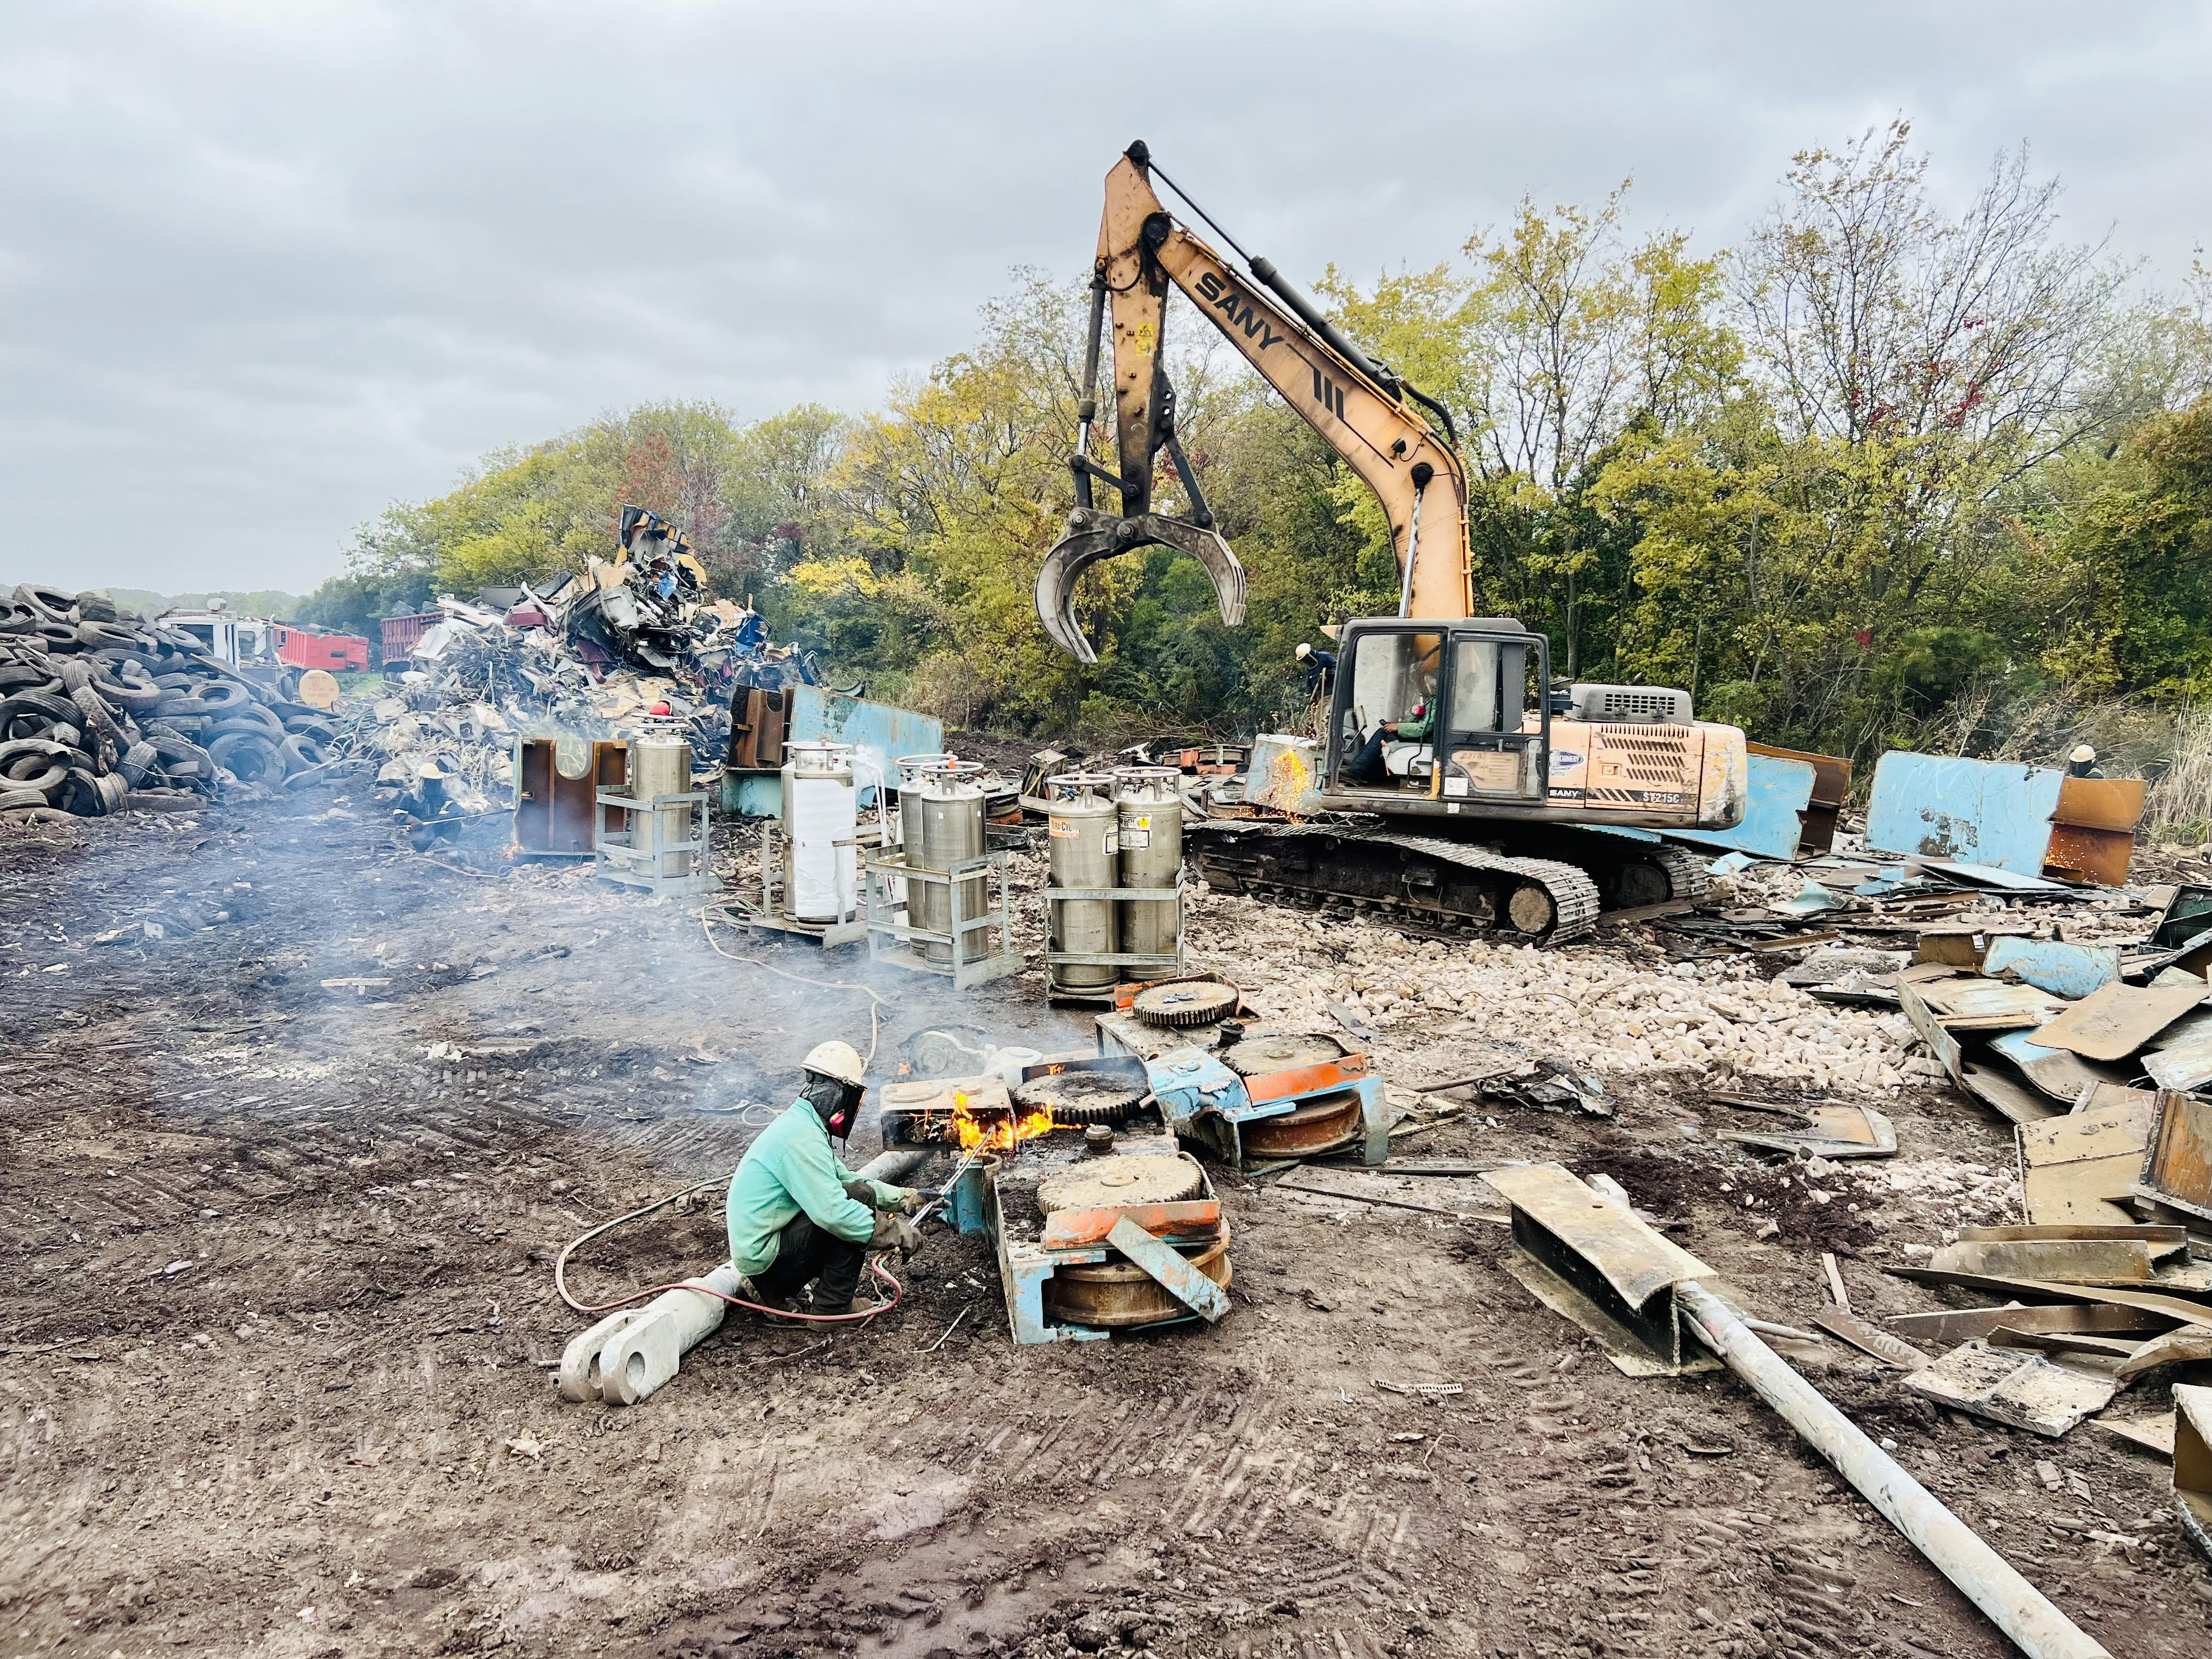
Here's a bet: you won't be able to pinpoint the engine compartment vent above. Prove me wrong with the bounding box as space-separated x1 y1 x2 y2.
1569 683 1693 726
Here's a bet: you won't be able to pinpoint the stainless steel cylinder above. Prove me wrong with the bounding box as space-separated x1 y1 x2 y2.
1113 765 1183 975
893 752 954 849
631 732 693 878
781 741 856 921
1047 773 1120 992
910 759 988 963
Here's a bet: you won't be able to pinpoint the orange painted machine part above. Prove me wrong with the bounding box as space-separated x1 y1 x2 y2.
1039 1198 1223 1250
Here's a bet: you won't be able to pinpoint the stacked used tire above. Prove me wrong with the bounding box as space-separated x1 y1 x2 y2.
0 584 343 826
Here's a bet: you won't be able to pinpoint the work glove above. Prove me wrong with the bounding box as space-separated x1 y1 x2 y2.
890 1189 924 1216
870 1213 923 1257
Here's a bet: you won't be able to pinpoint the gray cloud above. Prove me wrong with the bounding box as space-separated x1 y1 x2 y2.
3 0 2206 594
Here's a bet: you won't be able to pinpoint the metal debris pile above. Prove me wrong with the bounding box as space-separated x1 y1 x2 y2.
1 583 344 824
368 538 817 809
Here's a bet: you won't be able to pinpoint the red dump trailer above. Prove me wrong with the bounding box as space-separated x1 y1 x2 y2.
272 623 369 673
379 612 440 668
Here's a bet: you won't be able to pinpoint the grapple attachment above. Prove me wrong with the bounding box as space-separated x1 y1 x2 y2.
1035 507 1246 664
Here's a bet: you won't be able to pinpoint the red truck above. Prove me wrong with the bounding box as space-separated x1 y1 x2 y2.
271 623 369 673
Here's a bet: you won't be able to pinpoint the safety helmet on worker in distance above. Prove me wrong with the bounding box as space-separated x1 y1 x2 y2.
802 1039 866 1087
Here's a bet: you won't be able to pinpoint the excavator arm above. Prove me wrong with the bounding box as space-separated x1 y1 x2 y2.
1037 142 1472 661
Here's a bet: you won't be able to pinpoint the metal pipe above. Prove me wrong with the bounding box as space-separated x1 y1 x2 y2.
1674 1281 2111 1659
1397 471 1427 619
1246 256 1398 395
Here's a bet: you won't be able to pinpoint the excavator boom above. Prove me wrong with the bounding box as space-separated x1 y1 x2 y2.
1036 143 1470 659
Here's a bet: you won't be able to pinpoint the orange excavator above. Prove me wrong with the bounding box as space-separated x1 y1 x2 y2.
1035 142 1747 944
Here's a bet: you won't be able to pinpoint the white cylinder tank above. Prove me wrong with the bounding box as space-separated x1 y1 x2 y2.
784 741 857 922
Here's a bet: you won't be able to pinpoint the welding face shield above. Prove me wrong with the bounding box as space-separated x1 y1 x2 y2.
801 1071 866 1141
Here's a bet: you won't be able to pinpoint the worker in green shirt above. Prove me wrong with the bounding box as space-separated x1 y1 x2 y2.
726 1040 924 1316
1347 669 1438 786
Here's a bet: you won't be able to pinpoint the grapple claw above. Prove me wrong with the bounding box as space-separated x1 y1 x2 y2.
1035 509 1246 664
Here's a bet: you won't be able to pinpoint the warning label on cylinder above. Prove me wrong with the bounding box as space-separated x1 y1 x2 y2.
1048 817 1077 838
1121 827 1150 850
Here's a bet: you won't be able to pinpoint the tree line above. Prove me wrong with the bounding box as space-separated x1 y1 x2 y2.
300 119 2212 760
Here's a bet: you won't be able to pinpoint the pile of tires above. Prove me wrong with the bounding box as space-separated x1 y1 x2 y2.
0 584 342 825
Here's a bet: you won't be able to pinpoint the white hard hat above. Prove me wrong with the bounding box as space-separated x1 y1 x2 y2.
1295 642 1313 659
417 762 447 782
802 1039 866 1087
2069 744 2096 764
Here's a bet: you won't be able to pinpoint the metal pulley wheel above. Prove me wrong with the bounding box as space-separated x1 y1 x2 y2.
1217 1029 1346 1077
1035 1153 1204 1213
1131 980 1238 1028
1238 1090 1365 1158
1043 1231 1232 1328
1011 1069 1148 1125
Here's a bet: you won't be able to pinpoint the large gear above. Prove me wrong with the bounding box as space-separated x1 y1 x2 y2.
1012 1069 1148 1125
1217 1029 1348 1076
1131 980 1239 1028
1036 1153 1205 1214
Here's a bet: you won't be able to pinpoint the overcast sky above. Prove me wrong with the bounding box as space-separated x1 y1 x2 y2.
5 1 2209 597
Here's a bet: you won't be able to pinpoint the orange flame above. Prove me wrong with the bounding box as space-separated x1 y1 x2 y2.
950 1087 1054 1154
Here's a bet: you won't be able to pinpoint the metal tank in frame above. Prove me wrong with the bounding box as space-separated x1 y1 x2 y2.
781 740 857 922
1045 772 1121 995
1113 765 1184 976
631 729 696 879
907 758 989 963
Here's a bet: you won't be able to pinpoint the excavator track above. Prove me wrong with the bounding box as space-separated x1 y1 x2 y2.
1539 833 1715 909
1191 822 1603 945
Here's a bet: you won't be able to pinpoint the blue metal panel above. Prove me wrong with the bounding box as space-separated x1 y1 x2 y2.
1865 753 2066 876
788 687 944 807
720 769 785 818
1981 936 2121 999
1659 755 1817 860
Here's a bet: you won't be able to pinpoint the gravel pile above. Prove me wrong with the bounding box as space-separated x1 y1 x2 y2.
1184 890 1929 1096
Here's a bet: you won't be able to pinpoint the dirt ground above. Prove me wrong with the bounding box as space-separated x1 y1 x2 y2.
2 783 2206 1658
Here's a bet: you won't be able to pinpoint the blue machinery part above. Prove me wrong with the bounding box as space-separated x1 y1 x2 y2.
939 1154 1228 1346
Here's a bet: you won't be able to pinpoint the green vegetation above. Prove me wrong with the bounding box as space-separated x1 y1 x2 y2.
304 119 2212 757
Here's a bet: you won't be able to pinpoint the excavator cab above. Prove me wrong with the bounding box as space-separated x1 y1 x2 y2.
1323 619 1549 808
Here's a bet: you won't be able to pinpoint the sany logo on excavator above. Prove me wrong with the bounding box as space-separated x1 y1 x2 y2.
1194 272 1284 353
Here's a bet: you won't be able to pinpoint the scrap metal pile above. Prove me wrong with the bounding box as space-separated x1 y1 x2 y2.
1 583 343 824
369 508 816 810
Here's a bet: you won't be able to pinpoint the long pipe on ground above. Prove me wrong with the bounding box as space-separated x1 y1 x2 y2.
1674 1281 2111 1659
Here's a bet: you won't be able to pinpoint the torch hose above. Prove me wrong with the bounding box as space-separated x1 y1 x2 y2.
553 1178 907 1325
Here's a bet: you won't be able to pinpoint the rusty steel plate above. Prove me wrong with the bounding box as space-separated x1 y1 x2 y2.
1132 981 1240 1028
1043 1232 1232 1328
1220 1029 1347 1077
1012 1069 1148 1124
1238 1088 1363 1157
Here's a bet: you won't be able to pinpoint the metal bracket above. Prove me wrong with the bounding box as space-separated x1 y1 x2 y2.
1105 1217 1229 1324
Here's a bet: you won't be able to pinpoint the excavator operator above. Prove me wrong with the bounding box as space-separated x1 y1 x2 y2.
725 1040 923 1316
1347 669 1437 787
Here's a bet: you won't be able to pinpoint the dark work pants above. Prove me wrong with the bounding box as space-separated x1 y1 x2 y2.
1348 728 1391 785
749 1180 879 1307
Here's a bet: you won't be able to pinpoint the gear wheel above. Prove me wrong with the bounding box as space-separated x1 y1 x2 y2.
1131 980 1239 1028
1012 1069 1148 1125
1218 1029 1347 1077
1036 1153 1204 1214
